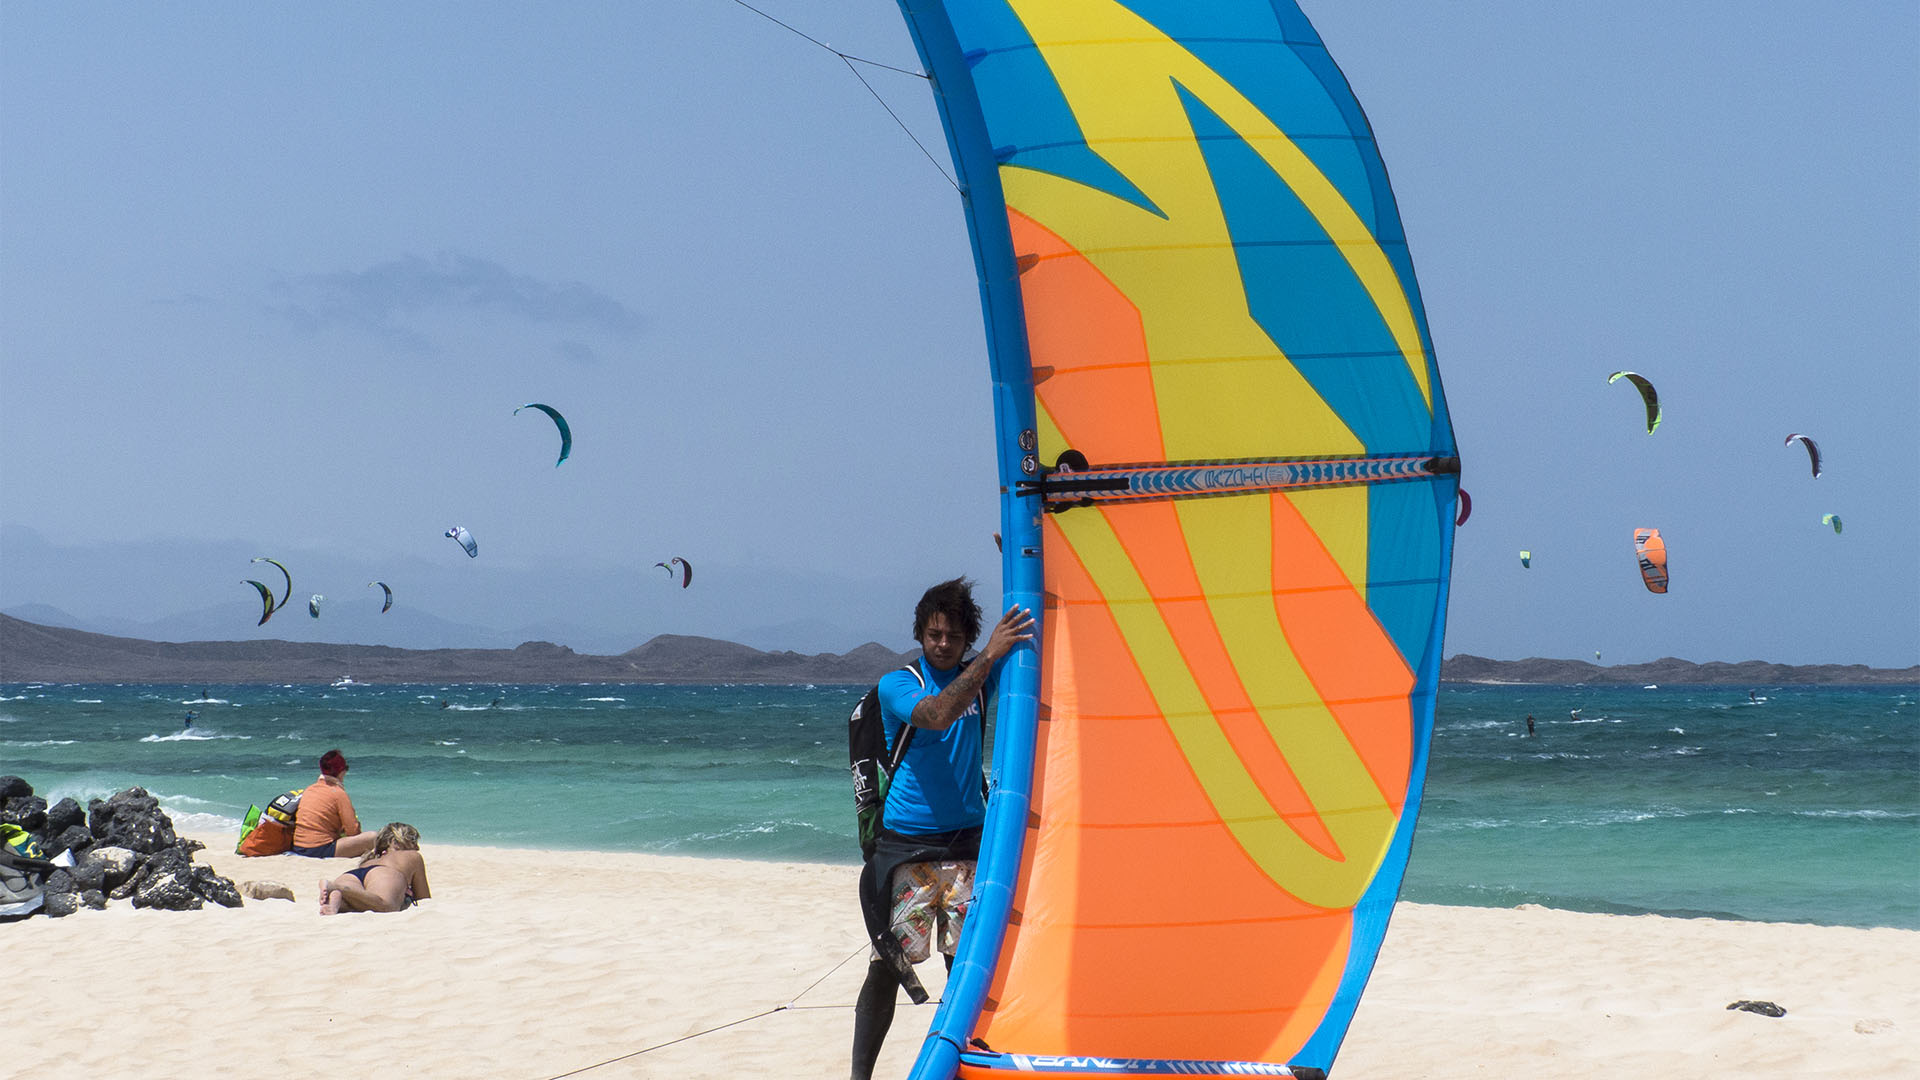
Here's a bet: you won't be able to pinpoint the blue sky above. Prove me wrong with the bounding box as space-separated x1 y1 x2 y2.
3 2 1915 666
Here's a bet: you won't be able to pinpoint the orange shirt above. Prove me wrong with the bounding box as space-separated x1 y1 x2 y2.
291 776 360 849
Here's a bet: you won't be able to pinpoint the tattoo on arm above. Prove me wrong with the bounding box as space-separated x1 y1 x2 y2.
909 659 990 731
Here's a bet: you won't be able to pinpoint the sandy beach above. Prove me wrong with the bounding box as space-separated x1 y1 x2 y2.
10 833 1915 1080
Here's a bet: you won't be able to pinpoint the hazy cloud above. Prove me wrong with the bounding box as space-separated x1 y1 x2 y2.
554 339 600 367
271 253 642 344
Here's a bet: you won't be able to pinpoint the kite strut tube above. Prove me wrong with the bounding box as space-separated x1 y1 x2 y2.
956 1051 1328 1077
1018 452 1460 510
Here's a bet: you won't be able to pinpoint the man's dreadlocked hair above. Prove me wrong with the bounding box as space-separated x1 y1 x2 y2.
912 577 982 646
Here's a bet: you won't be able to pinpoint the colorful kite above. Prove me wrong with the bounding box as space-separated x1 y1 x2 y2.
250 557 292 612
243 580 275 626
1634 528 1669 593
1608 371 1661 434
892 4 1460 1077
654 557 693 589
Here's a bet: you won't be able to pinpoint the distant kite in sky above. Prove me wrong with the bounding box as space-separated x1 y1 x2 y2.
368 581 393 613
1519 550 1532 569
655 557 693 589
251 557 292 612
1784 433 1822 478
446 526 478 558
308 594 325 618
1634 528 1669 594
1455 489 1472 527
1608 371 1661 434
243 580 275 626
1822 513 1842 534
515 403 572 467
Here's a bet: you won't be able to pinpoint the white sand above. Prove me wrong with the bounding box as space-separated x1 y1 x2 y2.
9 835 1915 1079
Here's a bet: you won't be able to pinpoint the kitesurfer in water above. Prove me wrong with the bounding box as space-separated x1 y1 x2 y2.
1525 714 1535 737
852 578 1033 1080
182 711 197 731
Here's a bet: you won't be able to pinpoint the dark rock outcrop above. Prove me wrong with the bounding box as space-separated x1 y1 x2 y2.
1 795 48 832
66 856 108 894
0 783 243 920
45 797 86 835
85 847 139 894
87 788 179 855
46 824 93 860
191 865 244 909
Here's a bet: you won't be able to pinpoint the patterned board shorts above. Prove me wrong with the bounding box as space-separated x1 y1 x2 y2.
884 860 975 964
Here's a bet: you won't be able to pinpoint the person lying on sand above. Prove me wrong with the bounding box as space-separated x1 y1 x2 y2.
319 822 431 915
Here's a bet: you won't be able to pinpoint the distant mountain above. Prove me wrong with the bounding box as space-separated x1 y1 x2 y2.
0 615 916 685
3 615 1911 686
1441 654 1919 686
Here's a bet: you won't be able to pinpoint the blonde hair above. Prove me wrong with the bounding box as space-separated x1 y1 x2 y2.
361 822 420 865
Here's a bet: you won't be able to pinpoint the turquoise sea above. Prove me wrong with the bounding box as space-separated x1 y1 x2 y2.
3 681 1914 929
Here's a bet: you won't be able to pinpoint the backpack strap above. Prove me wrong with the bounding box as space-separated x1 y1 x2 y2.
886 663 925 770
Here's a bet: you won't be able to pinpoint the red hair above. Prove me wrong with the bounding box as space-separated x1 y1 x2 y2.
319 749 348 777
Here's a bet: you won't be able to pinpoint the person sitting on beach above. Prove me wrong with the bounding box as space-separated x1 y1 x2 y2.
290 749 377 859
318 822 431 915
852 578 1033 1080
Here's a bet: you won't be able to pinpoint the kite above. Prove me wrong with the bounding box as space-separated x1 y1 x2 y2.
243 580 275 626
308 594 324 618
655 557 692 589
250 557 292 612
1634 528 1669 593
890 3 1461 1076
1608 371 1661 434
1784 433 1822 479
515 403 572 467
445 526 478 558
1822 513 1842 534
1456 488 1472 526
368 581 393 613
1520 550 1532 569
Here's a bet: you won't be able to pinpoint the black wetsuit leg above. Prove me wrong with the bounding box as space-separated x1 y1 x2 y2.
851 959 897 1080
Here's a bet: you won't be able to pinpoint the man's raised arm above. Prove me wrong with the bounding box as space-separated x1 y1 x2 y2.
909 605 1034 731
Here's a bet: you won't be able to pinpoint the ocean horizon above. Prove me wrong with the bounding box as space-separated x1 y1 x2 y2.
4 680 1914 930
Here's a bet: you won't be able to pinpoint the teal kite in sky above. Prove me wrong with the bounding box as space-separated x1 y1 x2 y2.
515 403 571 467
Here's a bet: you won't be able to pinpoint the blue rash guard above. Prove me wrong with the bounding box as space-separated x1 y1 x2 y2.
877 655 998 836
